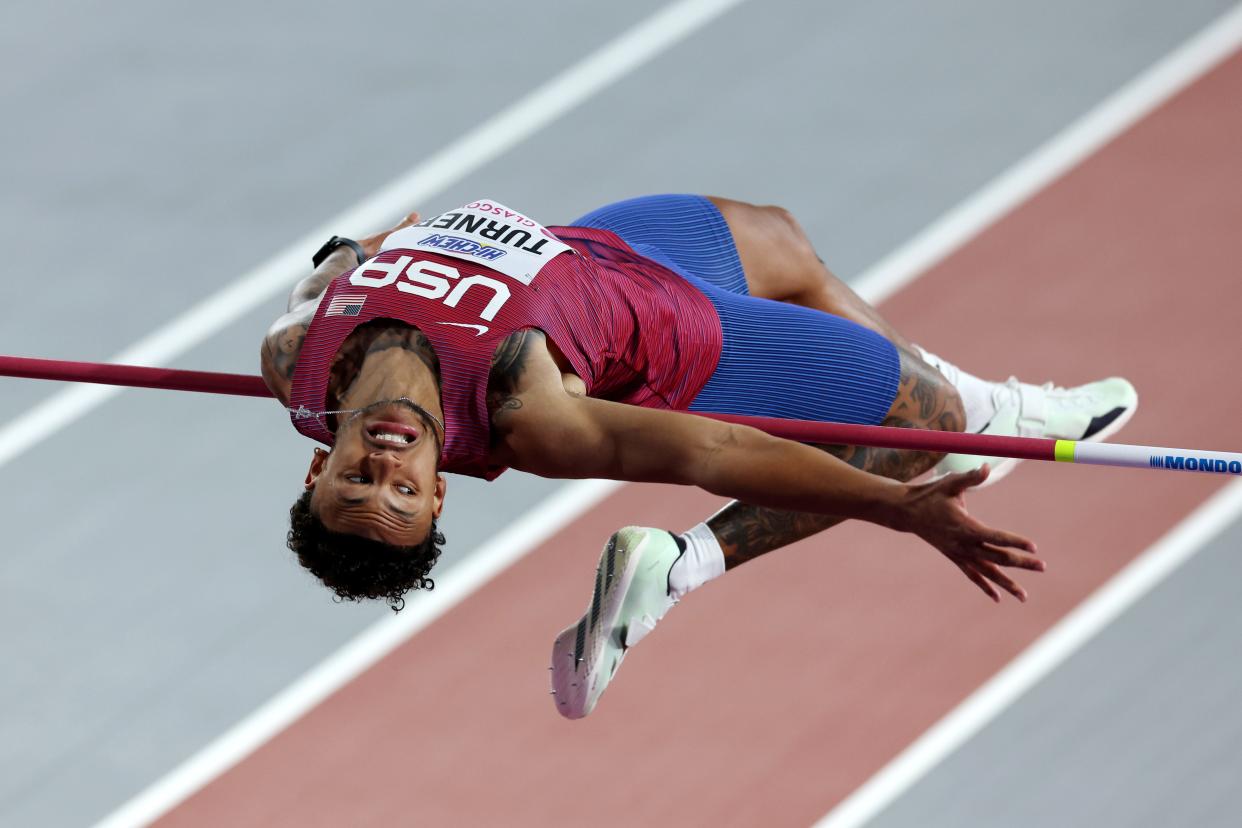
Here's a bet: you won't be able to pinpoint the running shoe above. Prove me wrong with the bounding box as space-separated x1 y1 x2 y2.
933 376 1138 486
550 526 683 719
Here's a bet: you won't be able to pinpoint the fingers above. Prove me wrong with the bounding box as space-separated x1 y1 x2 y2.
956 561 1000 602
978 543 1045 571
958 508 1038 554
381 213 421 235
976 560 1027 602
368 212 423 241
944 463 990 496
984 526 1038 554
952 543 1041 602
359 212 423 257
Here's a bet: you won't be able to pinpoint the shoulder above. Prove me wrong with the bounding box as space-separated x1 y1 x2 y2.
485 329 585 456
486 329 557 413
259 300 318 407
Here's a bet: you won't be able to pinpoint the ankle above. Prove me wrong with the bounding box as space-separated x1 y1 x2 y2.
667 523 726 600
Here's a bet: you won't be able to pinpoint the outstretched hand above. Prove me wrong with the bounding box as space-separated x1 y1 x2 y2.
898 465 1044 602
358 211 422 259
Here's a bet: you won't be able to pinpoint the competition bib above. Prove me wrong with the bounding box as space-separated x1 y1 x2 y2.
381 198 572 285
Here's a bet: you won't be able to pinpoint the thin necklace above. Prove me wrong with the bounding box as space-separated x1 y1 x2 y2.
286 399 446 438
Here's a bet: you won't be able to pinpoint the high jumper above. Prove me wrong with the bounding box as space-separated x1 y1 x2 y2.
255 193 1137 718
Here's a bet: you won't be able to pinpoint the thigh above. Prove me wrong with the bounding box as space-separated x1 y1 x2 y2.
687 283 902 426
708 196 914 348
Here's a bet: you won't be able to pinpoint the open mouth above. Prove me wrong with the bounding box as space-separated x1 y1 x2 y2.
366 420 420 447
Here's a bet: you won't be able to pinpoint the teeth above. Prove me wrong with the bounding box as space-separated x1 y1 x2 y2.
374 432 412 445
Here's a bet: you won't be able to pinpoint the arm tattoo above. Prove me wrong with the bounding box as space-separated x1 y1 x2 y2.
486 329 542 417
707 348 965 569
260 309 313 405
264 248 365 402
265 321 308 383
287 247 359 312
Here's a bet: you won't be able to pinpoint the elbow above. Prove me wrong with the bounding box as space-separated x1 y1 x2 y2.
682 423 745 489
259 340 291 407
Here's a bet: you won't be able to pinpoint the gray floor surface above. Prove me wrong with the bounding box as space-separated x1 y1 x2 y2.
0 1 1236 825
869 511 1242 828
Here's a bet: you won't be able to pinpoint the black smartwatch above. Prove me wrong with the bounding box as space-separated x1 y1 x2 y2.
311 235 366 269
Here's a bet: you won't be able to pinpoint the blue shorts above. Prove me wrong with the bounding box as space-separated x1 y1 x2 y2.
572 194 900 427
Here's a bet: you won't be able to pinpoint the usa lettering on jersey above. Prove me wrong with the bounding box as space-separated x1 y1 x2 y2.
348 255 510 330
380 198 572 285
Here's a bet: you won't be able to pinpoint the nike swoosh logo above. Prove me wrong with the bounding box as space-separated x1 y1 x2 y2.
435 322 489 336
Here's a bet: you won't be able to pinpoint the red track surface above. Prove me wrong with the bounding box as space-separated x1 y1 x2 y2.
160 52 1242 827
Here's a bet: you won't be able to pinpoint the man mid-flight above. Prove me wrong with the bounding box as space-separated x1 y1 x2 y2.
260 194 1136 718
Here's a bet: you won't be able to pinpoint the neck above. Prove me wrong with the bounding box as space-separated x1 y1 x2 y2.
336 349 443 423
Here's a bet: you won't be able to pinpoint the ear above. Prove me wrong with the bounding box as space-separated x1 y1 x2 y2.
305 447 330 490
431 473 447 519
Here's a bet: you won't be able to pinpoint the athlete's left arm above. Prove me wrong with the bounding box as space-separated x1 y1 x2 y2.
490 334 1037 574
490 336 899 517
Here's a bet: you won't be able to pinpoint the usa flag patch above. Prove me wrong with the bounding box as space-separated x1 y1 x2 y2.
326 294 366 317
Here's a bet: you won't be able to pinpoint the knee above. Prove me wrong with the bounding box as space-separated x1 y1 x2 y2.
919 390 965 476
755 204 824 287
935 381 966 435
757 204 815 255
897 347 965 430
890 350 966 477
718 197 814 256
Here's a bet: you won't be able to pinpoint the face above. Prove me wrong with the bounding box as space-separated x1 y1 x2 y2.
306 400 447 546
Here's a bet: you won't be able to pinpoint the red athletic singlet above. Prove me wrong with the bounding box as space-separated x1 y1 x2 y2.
288 199 723 479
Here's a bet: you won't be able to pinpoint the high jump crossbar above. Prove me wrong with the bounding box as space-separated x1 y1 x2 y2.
2 354 1238 477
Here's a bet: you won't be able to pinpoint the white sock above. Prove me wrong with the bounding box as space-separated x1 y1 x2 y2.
915 345 998 434
667 522 726 601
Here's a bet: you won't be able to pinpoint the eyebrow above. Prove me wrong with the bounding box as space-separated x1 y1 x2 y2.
339 494 416 520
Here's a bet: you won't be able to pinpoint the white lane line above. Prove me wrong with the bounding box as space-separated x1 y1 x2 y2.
815 479 1242 828
815 6 1242 828
93 478 622 828
0 0 747 470
852 1 1242 306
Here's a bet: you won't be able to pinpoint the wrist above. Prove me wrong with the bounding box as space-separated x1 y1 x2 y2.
323 245 361 268
864 479 913 531
311 235 365 269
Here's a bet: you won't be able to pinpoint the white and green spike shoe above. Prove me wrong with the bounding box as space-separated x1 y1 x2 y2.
934 376 1138 486
550 526 683 720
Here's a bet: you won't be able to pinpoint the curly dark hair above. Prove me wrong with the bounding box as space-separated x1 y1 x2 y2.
287 489 445 612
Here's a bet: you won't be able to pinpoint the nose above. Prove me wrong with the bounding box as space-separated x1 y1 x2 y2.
361 451 402 477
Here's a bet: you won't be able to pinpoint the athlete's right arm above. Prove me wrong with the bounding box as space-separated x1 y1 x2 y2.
259 246 360 406
259 212 424 405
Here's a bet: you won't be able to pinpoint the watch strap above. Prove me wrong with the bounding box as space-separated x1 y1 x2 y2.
311 236 366 269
